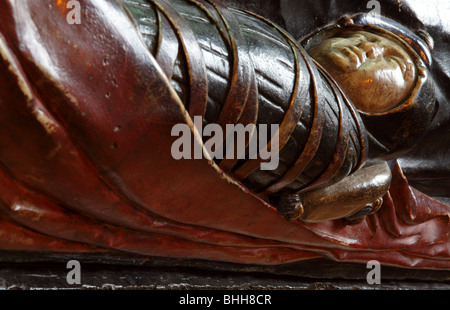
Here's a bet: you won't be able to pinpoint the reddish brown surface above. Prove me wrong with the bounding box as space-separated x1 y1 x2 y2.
0 0 448 269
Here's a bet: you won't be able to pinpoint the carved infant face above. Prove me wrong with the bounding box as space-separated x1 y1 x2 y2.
308 30 416 113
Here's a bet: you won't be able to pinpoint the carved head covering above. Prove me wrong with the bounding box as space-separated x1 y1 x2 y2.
301 13 436 159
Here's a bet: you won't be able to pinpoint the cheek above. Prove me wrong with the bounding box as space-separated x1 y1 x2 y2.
355 66 414 112
332 68 406 113
373 67 404 87
372 63 415 93
337 69 376 92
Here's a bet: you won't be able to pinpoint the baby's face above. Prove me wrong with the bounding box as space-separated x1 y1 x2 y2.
308 31 416 113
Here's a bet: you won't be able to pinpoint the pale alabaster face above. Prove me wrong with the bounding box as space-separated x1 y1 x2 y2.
308 30 416 113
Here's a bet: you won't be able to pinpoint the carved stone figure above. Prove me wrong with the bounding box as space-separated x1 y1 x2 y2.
0 0 448 273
